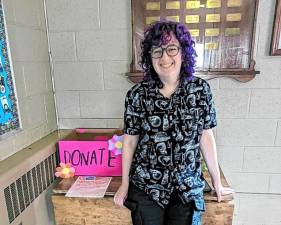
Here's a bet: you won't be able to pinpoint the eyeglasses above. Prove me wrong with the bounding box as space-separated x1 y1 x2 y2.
150 44 181 59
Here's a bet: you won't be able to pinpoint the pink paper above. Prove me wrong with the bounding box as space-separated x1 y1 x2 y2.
58 140 122 176
94 136 110 141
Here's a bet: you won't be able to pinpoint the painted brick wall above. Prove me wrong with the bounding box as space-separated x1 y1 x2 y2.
46 0 132 129
213 0 281 196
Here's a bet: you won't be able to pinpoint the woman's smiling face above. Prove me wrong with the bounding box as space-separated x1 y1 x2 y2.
151 33 182 81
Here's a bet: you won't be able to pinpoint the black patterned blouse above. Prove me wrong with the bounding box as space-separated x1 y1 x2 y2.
123 76 217 219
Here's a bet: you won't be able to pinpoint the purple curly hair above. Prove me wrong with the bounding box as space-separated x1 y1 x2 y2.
140 21 197 88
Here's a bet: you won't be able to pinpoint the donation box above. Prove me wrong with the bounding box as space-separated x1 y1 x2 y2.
58 129 123 176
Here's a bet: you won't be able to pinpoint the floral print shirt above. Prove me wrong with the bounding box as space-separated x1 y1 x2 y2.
123 76 217 223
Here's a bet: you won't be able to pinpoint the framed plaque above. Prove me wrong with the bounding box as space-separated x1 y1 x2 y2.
270 0 281 56
129 0 260 83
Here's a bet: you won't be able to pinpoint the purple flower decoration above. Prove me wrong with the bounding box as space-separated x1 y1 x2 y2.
108 135 124 155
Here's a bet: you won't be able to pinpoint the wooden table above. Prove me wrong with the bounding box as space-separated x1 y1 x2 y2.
52 172 234 225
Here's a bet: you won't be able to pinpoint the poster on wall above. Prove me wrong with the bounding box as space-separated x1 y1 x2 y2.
0 0 20 137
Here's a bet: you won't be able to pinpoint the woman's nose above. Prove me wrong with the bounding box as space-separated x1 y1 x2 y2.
161 49 170 61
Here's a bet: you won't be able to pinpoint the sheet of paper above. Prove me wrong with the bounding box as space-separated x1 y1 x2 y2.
66 176 112 198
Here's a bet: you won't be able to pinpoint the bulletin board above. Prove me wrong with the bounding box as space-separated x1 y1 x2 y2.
128 0 260 82
0 1 20 137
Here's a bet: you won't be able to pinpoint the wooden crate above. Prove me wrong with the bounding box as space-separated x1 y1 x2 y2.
52 176 234 225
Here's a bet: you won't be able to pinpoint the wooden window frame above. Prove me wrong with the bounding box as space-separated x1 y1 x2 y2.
271 0 281 56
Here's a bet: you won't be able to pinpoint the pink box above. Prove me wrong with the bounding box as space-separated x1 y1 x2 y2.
58 129 123 176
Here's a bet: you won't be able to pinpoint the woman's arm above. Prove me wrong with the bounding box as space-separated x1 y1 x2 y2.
121 134 139 185
114 134 139 207
200 128 222 201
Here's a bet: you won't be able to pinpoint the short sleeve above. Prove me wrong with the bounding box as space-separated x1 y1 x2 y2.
202 81 217 129
123 86 142 135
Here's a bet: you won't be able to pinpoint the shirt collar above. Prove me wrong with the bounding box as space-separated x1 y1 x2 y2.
146 78 190 98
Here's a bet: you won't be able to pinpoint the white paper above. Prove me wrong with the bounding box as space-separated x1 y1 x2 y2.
66 176 112 198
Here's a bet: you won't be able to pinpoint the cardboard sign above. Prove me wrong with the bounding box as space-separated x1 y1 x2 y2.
58 140 122 176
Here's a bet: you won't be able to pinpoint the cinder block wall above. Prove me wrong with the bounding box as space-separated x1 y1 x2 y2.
215 19 281 196
213 1 281 223
0 0 57 160
46 0 281 224
46 0 132 129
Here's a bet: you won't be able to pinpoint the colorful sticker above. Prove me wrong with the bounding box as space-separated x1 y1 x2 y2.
108 135 124 156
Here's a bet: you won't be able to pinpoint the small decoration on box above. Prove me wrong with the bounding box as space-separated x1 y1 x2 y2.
108 134 124 156
55 162 75 178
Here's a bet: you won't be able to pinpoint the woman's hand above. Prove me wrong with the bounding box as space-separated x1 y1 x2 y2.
114 182 129 207
213 183 235 202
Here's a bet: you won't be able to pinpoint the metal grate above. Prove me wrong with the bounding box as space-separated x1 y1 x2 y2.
36 164 43 194
4 187 14 223
51 153 56 180
21 174 30 207
10 183 19 218
47 156 53 184
16 178 25 212
41 161 47 190
31 167 39 198
4 153 57 223
44 158 50 186
27 170 34 203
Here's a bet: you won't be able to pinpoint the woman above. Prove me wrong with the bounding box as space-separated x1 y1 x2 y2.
114 21 232 225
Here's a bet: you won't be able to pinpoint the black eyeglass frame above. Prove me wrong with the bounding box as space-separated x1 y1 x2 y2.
150 44 182 59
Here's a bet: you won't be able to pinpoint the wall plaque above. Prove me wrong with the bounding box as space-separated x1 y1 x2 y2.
129 0 260 82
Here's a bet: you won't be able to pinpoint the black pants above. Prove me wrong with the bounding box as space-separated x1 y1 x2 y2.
124 184 194 225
